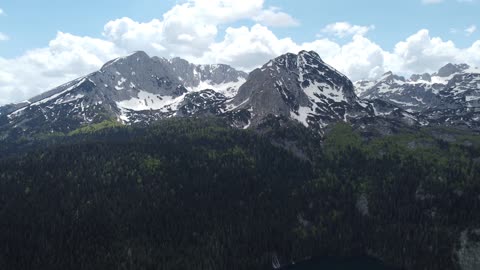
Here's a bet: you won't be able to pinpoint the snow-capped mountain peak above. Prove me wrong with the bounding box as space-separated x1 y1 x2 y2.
351 62 480 129
0 52 248 136
232 51 414 132
434 63 471 78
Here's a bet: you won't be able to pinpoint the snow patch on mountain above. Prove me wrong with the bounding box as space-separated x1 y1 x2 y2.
187 77 246 98
8 77 89 119
290 106 312 127
116 91 184 112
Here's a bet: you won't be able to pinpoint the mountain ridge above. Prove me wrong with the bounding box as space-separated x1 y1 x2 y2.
1 51 478 141
354 63 480 129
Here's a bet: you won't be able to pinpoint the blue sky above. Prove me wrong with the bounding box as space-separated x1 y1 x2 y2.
0 0 479 104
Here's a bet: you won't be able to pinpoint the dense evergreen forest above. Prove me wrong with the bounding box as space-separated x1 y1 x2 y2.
0 118 479 270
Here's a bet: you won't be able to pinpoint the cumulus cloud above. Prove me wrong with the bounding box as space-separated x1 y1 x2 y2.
102 0 298 59
200 24 385 80
321 22 374 38
103 16 217 59
325 35 386 80
389 29 464 74
253 7 300 27
188 0 264 23
212 25 480 84
200 24 299 70
0 32 125 103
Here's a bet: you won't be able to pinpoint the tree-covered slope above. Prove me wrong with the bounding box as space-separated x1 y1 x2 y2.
0 118 315 270
0 118 479 270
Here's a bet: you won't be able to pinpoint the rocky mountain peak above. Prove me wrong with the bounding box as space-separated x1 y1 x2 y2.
0 52 250 137
382 71 394 77
170 56 190 66
268 51 325 72
101 51 151 70
410 73 432 82
236 51 356 106
231 51 397 131
435 63 470 77
298 50 324 63
378 71 406 84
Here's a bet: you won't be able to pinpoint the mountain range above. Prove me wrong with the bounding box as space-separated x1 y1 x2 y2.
1 50 480 270
355 63 480 129
0 50 479 140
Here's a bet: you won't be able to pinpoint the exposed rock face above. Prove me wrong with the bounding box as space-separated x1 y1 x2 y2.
422 71 480 129
357 71 442 112
356 63 480 129
177 90 228 117
435 63 470 78
0 52 247 137
410 73 432 82
156 57 247 97
356 194 370 216
439 72 480 109
457 229 480 270
354 80 376 97
232 51 416 132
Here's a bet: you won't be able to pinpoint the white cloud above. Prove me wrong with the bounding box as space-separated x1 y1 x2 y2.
102 0 298 59
103 16 217 59
253 7 300 27
325 35 386 80
200 23 385 81
390 29 465 74
188 0 264 23
0 32 8 41
200 24 299 70
0 32 125 104
465 25 477 36
321 22 374 38
0 8 4 16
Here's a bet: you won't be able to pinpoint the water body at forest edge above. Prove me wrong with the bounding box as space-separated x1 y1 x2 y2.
284 257 399 270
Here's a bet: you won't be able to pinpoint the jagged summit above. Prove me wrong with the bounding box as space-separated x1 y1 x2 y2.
382 71 394 77
435 63 471 78
353 61 480 129
101 51 151 71
410 73 432 82
232 51 414 131
377 71 406 84
299 50 323 59
0 52 248 138
234 51 356 108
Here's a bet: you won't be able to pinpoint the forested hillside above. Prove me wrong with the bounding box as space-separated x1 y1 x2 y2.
0 118 479 270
